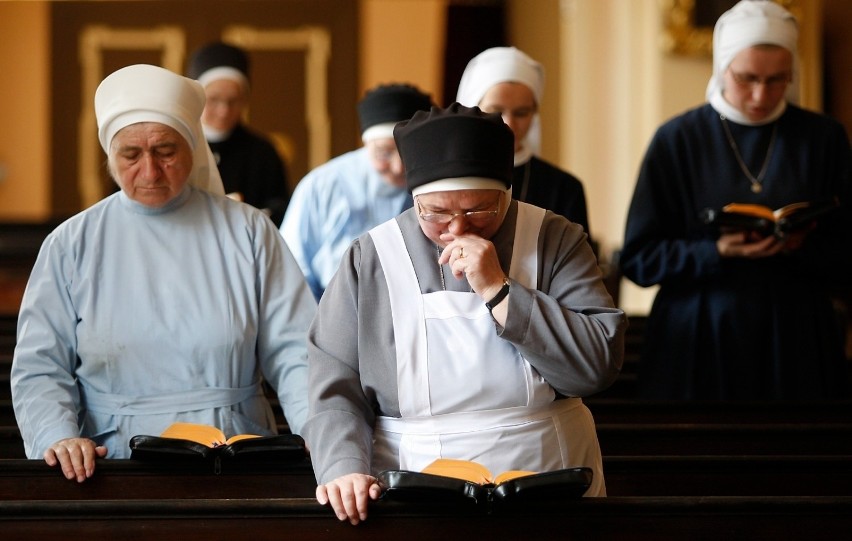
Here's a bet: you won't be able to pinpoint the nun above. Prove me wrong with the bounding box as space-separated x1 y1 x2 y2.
304 103 626 524
456 46 591 238
187 41 291 226
280 83 433 301
11 64 316 482
621 0 851 400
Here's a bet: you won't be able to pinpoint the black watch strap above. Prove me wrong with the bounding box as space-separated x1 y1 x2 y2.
485 278 511 312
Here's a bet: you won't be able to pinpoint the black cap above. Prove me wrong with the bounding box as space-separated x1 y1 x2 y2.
187 42 249 82
394 102 514 193
356 84 433 133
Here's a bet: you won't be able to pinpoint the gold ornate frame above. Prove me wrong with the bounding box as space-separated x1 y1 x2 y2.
660 0 801 56
221 25 331 174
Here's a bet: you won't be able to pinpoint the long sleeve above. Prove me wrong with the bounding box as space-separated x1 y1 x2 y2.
11 233 84 458
498 212 625 397
280 171 327 300
255 216 317 435
621 112 725 288
303 239 378 482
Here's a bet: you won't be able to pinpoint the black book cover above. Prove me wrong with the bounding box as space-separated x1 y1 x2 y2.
377 466 592 510
700 198 839 238
129 433 306 463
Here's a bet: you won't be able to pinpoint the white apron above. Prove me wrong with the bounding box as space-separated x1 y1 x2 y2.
369 203 605 496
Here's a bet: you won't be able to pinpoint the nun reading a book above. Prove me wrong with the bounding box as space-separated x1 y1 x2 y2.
10 64 316 482
303 103 626 524
620 0 851 400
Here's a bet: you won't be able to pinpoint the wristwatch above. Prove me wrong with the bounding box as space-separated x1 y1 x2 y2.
485 278 511 312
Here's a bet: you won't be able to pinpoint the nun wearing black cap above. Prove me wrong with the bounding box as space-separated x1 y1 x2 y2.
303 103 626 524
281 83 434 301
187 42 291 226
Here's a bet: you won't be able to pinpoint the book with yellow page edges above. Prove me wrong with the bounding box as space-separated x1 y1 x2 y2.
700 198 839 239
129 422 306 465
377 458 592 509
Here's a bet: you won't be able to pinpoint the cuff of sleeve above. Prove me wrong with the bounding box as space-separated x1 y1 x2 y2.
30 421 82 459
320 458 373 485
696 239 723 277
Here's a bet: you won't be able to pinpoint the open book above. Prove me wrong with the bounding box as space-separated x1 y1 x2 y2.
700 198 839 239
129 422 306 465
377 458 592 508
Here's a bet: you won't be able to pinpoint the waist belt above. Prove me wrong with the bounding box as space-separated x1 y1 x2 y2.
82 382 263 416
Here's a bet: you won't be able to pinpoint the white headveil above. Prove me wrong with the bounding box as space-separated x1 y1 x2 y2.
456 47 545 161
94 64 225 195
706 0 799 126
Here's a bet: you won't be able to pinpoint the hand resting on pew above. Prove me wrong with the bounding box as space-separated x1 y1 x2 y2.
316 473 382 525
44 437 107 483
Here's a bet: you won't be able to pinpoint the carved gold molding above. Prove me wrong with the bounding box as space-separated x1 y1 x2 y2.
660 0 801 57
77 25 185 207
222 25 332 172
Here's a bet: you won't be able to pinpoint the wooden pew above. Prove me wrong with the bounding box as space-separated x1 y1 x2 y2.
1 495 850 540
1 457 850 539
0 336 13 358
0 458 317 501
2 419 851 460
603 455 852 496
0 220 61 270
0 426 23 458
586 399 852 424
2 456 850 500
596 422 852 456
0 399 14 425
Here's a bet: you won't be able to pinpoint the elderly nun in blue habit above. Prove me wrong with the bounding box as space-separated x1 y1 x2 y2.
11 64 316 482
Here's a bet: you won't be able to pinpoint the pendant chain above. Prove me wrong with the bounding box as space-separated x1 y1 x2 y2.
436 244 472 292
437 245 445 291
719 115 778 194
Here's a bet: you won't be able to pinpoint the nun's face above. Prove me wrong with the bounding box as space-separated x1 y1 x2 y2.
109 123 193 208
201 79 247 133
415 189 508 247
365 137 406 188
478 82 536 153
723 45 792 122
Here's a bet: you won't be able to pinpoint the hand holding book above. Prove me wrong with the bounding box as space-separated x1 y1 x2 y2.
700 198 839 240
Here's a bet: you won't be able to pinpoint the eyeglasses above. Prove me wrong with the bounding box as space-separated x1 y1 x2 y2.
416 198 501 225
728 69 791 91
369 144 399 164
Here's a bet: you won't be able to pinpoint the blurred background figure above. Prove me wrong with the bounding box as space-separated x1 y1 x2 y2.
187 41 291 226
281 83 433 300
457 46 591 246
